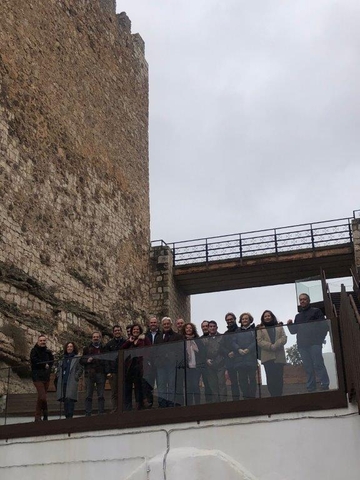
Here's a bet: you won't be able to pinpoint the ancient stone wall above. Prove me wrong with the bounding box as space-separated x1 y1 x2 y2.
150 245 191 322
0 0 150 370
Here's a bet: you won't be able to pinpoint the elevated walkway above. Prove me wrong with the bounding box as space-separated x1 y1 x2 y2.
160 216 354 294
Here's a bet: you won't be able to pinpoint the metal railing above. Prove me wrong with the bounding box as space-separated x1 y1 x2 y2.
163 216 354 266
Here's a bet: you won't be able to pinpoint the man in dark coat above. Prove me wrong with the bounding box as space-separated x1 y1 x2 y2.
287 293 330 392
202 321 227 403
30 334 54 421
81 331 107 416
153 317 183 407
221 312 241 401
105 325 126 413
144 316 161 407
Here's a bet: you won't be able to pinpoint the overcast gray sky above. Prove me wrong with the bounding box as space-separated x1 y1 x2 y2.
117 0 359 330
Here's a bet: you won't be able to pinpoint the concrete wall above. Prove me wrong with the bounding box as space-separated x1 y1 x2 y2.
1 405 360 479
150 245 191 321
0 1 150 368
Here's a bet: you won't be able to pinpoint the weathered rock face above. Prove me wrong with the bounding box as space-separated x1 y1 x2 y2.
0 0 150 375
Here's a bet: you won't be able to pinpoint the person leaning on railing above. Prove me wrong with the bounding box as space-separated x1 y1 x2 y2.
287 293 330 393
30 334 54 422
256 310 287 397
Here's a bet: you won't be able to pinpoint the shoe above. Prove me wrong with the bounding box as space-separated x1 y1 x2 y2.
43 411 48 421
109 409 118 414
320 385 330 391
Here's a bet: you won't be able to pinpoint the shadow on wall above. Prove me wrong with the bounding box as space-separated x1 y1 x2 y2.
126 447 258 480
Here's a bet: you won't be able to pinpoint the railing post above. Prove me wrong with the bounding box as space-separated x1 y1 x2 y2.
310 223 315 249
183 340 188 407
239 233 242 258
348 219 353 242
205 239 209 263
4 367 10 426
274 229 278 254
172 243 176 267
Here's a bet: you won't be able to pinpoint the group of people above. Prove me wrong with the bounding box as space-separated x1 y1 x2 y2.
29 293 330 421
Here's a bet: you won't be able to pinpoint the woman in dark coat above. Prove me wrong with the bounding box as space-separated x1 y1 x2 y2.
56 342 83 418
121 324 151 410
232 313 258 399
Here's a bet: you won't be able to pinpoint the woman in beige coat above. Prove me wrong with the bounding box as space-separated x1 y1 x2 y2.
257 310 287 397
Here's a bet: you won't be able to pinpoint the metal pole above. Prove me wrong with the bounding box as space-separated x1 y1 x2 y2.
183 340 188 407
310 224 315 249
4 367 11 426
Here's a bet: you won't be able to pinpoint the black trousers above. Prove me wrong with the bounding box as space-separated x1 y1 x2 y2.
264 361 284 397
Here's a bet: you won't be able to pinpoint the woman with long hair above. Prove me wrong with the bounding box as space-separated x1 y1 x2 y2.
56 342 83 418
121 324 151 410
257 310 287 397
183 322 202 405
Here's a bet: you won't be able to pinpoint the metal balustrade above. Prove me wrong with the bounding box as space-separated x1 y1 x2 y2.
153 216 354 267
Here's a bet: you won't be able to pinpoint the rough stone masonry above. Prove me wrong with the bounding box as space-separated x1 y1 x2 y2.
0 0 151 376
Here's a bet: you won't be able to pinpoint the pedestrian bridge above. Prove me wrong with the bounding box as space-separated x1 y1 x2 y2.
153 215 357 294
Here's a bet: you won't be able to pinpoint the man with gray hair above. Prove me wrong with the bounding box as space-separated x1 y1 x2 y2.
287 293 330 393
153 317 183 407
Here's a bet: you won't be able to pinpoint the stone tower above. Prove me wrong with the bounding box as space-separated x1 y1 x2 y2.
0 0 150 368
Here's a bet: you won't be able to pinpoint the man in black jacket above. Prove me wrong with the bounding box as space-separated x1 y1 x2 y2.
30 334 54 421
154 317 183 407
81 331 107 416
105 325 126 413
287 293 330 392
143 317 161 407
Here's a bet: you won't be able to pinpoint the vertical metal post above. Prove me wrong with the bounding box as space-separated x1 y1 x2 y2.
183 340 188 407
348 219 353 242
172 243 176 266
205 239 209 264
4 367 11 426
255 334 262 399
310 223 315 249
117 350 124 415
274 229 278 255
239 234 242 258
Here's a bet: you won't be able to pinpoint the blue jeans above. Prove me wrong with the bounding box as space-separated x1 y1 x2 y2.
298 345 329 392
85 373 105 415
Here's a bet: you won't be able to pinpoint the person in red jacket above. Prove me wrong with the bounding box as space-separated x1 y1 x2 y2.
121 324 151 410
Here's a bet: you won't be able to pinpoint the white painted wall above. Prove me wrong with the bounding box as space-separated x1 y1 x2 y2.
1 404 360 480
